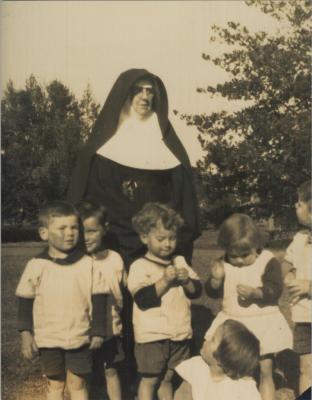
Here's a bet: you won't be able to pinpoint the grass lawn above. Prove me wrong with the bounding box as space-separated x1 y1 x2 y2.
2 232 298 400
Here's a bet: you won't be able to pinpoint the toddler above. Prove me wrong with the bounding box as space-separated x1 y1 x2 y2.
127 202 202 400
205 213 292 400
176 319 261 400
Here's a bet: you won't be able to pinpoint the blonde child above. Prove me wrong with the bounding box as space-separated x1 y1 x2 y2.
78 200 127 400
127 202 202 400
176 319 261 400
205 213 292 400
16 201 108 400
283 181 311 396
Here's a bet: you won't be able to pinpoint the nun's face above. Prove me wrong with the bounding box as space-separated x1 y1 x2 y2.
130 79 155 118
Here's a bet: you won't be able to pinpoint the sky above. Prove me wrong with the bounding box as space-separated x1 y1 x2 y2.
1 1 281 164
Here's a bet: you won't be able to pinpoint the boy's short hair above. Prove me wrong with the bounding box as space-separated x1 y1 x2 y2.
76 199 108 227
38 201 79 228
132 202 184 235
298 181 311 210
214 319 260 380
218 213 264 253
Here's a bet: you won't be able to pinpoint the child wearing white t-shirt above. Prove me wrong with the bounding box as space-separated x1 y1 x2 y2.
204 213 292 400
128 202 202 400
283 181 312 396
78 200 127 400
16 201 109 400
176 319 261 400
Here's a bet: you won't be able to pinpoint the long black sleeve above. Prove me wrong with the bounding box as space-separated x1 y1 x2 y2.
255 258 283 306
17 297 34 332
133 284 161 310
91 293 110 337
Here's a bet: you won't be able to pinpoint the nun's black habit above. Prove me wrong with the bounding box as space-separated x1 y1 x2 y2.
67 69 200 268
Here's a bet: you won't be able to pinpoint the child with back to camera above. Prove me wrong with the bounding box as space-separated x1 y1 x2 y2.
175 319 261 400
16 201 109 400
77 200 127 400
204 213 292 400
127 202 202 400
283 181 312 396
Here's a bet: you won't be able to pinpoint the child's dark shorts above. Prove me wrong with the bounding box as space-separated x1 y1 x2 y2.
39 345 92 377
135 339 190 376
294 323 311 355
94 336 125 369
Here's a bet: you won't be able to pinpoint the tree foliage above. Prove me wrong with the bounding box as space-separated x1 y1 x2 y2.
2 76 100 224
182 0 311 224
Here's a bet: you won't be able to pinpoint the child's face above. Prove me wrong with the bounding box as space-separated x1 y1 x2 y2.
82 216 105 254
200 325 223 367
39 215 79 254
227 248 258 267
295 199 311 227
140 221 177 259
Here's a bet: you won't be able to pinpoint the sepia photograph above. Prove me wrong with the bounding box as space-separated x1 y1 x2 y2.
1 1 311 399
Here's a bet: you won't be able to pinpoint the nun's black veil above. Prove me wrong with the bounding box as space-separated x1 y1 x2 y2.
67 68 200 264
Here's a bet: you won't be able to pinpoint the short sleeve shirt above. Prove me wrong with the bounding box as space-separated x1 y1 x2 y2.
16 254 103 349
285 231 312 322
175 356 261 400
128 255 199 343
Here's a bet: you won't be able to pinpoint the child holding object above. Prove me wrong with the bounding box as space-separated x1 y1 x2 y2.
127 202 202 400
205 213 292 400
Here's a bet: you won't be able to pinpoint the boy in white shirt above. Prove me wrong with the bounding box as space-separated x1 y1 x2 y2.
127 202 202 400
175 319 261 400
16 201 109 400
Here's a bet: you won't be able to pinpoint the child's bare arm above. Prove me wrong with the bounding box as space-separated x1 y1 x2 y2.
20 330 38 359
205 259 225 298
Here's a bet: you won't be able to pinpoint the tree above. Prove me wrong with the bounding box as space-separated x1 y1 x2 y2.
1 76 99 224
182 0 311 225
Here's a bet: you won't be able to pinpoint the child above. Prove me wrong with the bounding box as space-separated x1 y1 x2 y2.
205 213 292 400
175 319 261 400
283 181 311 396
77 200 126 400
127 202 202 400
16 201 109 400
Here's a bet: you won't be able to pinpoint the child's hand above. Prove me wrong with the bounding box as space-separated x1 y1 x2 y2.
210 260 225 281
21 331 38 360
89 336 104 350
285 279 311 303
176 267 190 284
236 284 256 300
164 265 178 284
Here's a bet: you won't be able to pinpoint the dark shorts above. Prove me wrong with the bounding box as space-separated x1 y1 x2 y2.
294 323 311 355
135 339 190 376
39 346 92 378
93 336 125 369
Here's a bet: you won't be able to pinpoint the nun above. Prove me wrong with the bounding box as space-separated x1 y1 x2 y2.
67 68 201 270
